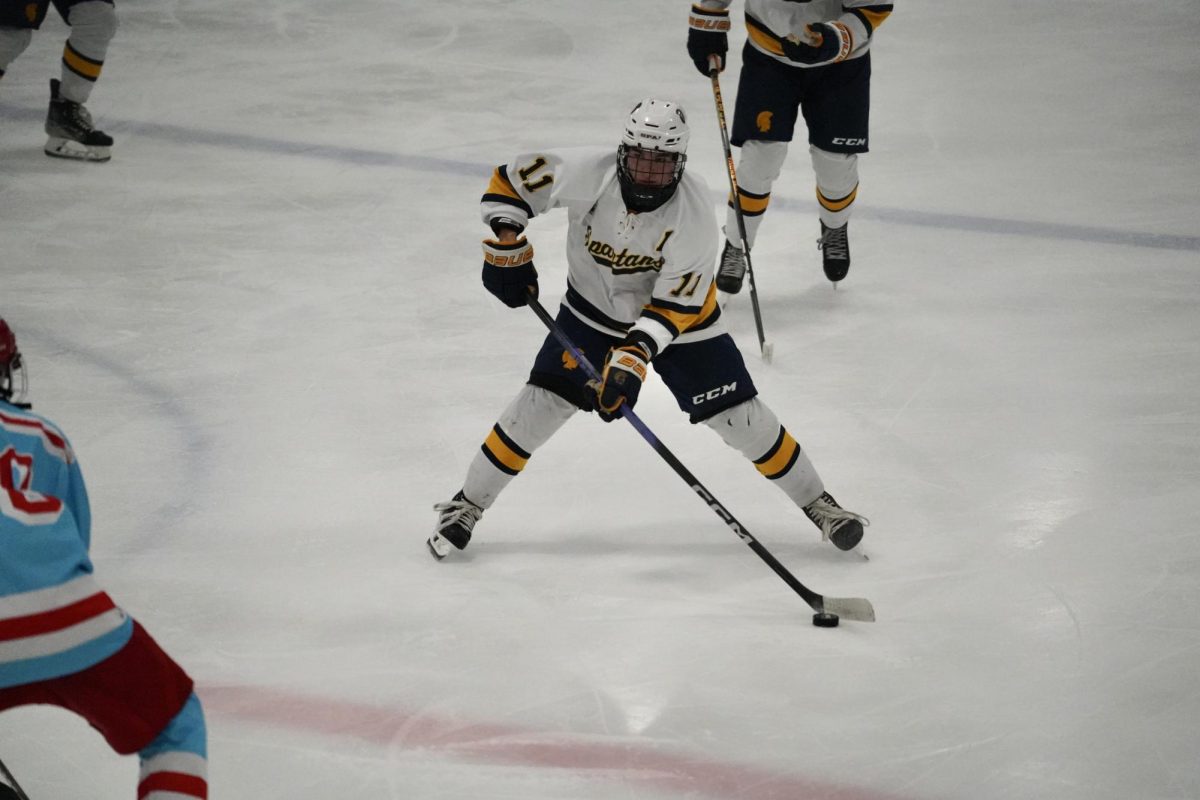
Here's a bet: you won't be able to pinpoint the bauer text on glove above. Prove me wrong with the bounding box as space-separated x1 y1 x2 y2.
687 4 730 76
481 237 538 308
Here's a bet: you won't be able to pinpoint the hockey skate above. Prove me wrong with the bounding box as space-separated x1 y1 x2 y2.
715 239 747 294
817 222 850 283
428 490 483 559
802 491 867 551
44 79 112 162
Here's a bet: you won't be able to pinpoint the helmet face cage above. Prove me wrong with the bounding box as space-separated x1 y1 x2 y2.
0 355 28 406
617 98 691 212
618 144 687 189
0 320 28 405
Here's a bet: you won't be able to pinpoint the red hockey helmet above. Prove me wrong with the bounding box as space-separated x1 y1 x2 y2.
0 318 28 404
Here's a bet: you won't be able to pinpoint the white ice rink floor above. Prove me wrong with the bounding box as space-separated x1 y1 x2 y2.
2 1 1199 798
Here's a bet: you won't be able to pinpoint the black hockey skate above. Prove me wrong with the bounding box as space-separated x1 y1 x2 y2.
817 221 850 283
428 490 483 559
715 239 747 294
802 491 867 551
45 79 113 162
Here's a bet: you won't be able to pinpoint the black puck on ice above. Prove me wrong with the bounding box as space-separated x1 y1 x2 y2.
812 612 840 628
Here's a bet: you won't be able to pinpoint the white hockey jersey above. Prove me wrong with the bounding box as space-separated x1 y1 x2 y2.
693 0 894 65
481 146 723 357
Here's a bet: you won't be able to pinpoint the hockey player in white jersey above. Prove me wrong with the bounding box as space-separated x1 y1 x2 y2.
0 319 207 799
429 98 868 559
687 0 894 288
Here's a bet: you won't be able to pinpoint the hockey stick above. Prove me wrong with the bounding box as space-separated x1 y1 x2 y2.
709 66 774 363
0 758 31 800
527 294 874 622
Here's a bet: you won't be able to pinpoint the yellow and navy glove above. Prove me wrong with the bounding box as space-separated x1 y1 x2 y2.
781 21 853 66
589 334 654 423
481 236 538 308
687 4 730 76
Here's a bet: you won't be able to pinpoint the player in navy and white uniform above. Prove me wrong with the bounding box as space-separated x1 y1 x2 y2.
428 98 868 558
687 0 894 288
0 0 117 160
0 319 207 800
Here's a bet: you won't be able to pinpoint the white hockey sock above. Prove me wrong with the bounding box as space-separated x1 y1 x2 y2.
462 384 577 509
704 398 824 507
725 140 788 249
810 146 859 229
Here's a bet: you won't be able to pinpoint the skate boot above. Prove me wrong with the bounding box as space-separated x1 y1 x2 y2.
44 79 113 162
715 239 747 294
802 491 867 551
817 221 850 283
428 490 483 559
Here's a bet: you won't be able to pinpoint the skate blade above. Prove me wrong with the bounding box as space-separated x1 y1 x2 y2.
45 137 111 163
427 534 451 560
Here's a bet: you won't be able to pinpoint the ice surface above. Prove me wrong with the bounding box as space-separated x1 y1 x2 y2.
2 1 1198 798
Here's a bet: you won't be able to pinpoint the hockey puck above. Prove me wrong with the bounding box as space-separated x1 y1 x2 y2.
812 612 839 628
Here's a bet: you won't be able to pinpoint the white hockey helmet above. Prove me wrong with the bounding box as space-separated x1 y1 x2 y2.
617 98 690 212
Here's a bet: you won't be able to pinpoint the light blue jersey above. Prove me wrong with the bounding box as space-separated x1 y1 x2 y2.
0 400 132 688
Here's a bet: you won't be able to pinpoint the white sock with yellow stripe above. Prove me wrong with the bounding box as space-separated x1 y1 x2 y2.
725 140 788 249
810 146 859 229
704 398 824 507
463 384 577 509
57 0 116 103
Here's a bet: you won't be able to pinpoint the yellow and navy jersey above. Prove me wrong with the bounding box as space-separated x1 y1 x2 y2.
481 146 723 356
693 0 893 66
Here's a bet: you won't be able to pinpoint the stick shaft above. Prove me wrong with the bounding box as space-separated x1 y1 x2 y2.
0 759 31 800
710 70 769 356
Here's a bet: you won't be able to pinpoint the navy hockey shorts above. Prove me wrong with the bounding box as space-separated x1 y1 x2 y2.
0 0 111 29
528 305 758 423
731 43 871 155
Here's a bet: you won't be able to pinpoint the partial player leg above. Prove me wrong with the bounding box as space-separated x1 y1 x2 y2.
803 52 871 283
657 332 865 549
703 397 867 550
719 139 789 293
810 146 857 282
137 692 208 800
44 0 116 161
429 383 578 558
723 43 806 293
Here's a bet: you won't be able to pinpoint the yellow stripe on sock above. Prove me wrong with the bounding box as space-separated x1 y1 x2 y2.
62 43 103 81
483 428 529 474
817 185 858 212
754 429 799 480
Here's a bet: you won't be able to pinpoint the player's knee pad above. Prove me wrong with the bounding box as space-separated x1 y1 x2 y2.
0 28 34 70
737 140 789 194
64 1 118 49
809 146 859 197
703 397 781 460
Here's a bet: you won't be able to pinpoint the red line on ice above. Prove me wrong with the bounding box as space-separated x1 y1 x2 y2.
202 684 906 800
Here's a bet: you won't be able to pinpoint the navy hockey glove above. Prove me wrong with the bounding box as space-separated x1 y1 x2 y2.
687 4 730 76
781 21 853 66
481 237 538 308
589 336 653 422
